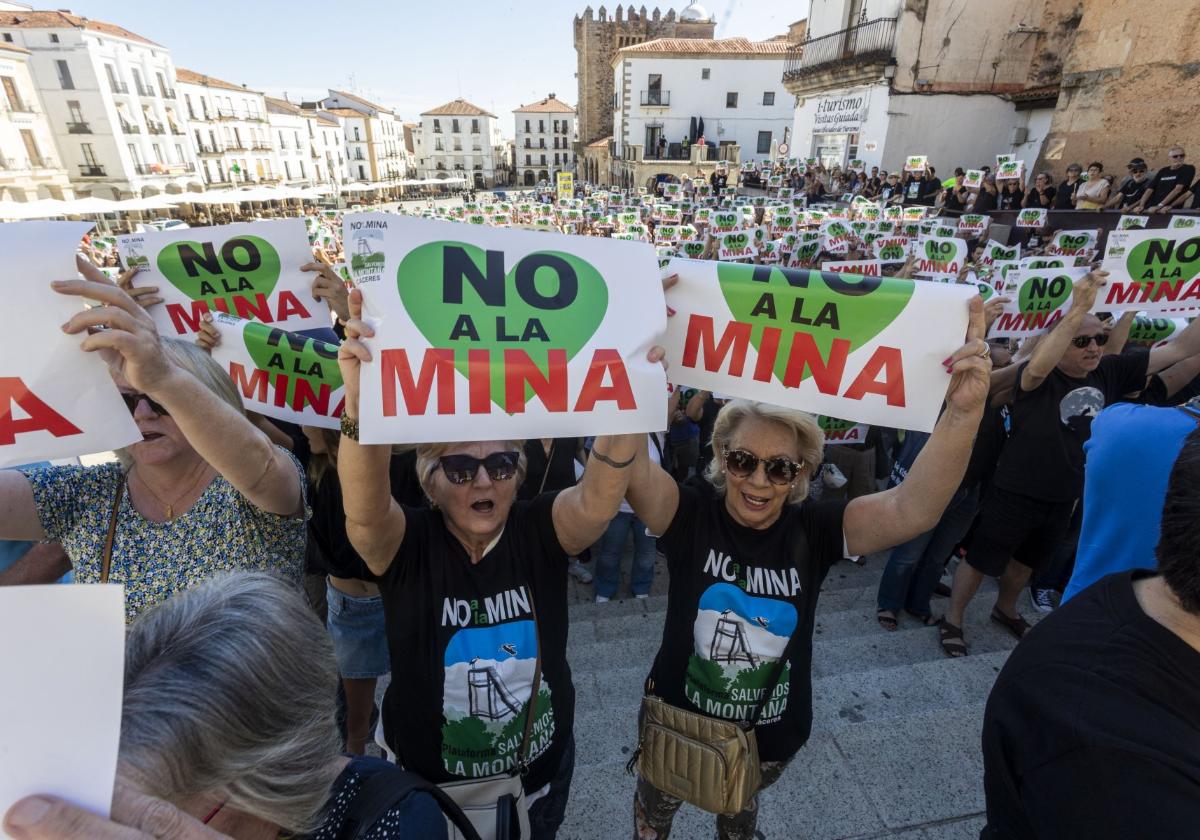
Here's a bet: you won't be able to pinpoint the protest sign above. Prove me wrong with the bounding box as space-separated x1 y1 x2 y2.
990 268 1090 338
902 207 926 222
1 222 141 468
1100 228 1200 313
556 172 574 200
914 236 967 280
872 237 910 265
1020 256 1068 271
121 219 325 337
718 229 758 261
1015 208 1047 228
0 585 125 834
995 160 1024 180
904 155 928 173
656 224 680 243
963 170 984 189
981 240 1019 265
710 210 741 233
661 260 974 431
788 234 822 266
1169 215 1199 230
957 214 990 236
344 215 666 442
996 154 1015 167
1045 229 1098 256
679 239 707 258
821 259 882 276
819 219 853 254
817 415 870 445
1124 313 1190 348
208 314 344 429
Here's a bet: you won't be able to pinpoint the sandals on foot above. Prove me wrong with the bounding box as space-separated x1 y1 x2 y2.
990 608 1031 641
906 610 939 627
939 619 968 658
877 610 898 631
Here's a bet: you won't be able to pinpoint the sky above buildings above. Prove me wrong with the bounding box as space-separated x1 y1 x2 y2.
58 0 807 124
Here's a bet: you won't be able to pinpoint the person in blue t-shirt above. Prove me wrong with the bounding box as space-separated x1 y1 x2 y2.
1063 401 1200 602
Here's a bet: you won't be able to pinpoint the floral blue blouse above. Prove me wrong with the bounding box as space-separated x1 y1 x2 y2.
21 448 307 622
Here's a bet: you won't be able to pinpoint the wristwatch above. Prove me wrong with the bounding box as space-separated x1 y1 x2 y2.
340 413 360 441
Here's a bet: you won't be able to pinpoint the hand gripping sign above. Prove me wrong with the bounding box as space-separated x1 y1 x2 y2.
345 214 666 443
1100 228 1200 314
1 222 141 467
661 258 974 432
119 219 326 337
207 314 345 429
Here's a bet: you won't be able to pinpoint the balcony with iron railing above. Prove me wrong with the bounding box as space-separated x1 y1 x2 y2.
782 17 898 93
78 164 106 176
146 121 165 135
66 121 91 134
197 142 224 155
252 141 272 151
216 106 238 120
161 87 177 99
110 81 129 95
640 90 670 106
136 84 156 97
119 121 141 134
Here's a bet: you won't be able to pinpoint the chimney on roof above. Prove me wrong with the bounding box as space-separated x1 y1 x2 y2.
549 92 556 99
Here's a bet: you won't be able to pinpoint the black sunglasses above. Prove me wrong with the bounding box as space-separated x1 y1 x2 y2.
723 448 803 486
1071 333 1109 348
435 451 520 485
120 392 169 417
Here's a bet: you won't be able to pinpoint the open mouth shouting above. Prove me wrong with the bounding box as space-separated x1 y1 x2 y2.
740 490 771 512
470 498 496 514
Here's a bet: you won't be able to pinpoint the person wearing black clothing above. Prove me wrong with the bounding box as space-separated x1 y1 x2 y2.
1052 163 1082 210
997 180 1024 210
970 175 999 214
942 272 1200 655
622 302 993 840
1107 162 1150 209
1021 173 1056 208
1137 146 1195 213
710 169 727 192
981 428 1200 839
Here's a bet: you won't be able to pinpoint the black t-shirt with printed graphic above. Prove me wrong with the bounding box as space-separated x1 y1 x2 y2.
647 485 847 763
377 492 572 793
1148 163 1195 206
990 351 1150 503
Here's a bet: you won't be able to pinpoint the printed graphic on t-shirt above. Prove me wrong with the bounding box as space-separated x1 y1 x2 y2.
685 581 798 724
1059 386 1105 429
439 588 554 778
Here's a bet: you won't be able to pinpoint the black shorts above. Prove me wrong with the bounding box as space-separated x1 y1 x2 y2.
966 485 1076 577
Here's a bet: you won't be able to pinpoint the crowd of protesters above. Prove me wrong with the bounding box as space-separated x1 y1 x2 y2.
3 148 1199 840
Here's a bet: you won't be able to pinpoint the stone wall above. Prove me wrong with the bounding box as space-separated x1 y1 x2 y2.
573 6 716 147
1039 0 1200 171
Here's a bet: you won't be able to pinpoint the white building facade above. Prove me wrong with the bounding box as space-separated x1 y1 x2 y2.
177 69 278 188
265 96 311 187
322 90 406 185
611 37 793 164
513 93 576 187
1 9 200 199
0 42 73 199
418 99 505 188
303 110 343 191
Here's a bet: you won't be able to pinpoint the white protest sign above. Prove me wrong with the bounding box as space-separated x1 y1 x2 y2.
1118 214 1150 230
120 219 325 337
957 214 990 236
963 170 984 189
1045 229 1098 256
818 416 871 444
914 236 967 280
1099 228 1200 314
904 155 928 173
995 160 1024 180
0 585 124 833
207 314 344 429
871 237 911 265
1 222 141 468
661 259 973 432
1124 313 1190 348
1169 215 1199 230
981 240 1020 265
1015 208 1047 228
345 214 666 442
718 229 758 261
990 268 1090 338
821 259 883 276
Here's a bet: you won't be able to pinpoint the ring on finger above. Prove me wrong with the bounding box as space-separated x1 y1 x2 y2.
976 343 991 359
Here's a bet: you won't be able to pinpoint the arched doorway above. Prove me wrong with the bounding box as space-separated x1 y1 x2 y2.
474 171 485 188
538 170 549 183
523 170 535 186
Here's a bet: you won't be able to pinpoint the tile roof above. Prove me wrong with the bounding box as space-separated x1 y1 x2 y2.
514 95 576 114
176 68 260 94
265 96 302 115
324 107 365 119
0 10 160 46
1009 84 1060 102
421 98 496 118
328 89 392 115
0 42 30 55
615 36 791 58
586 136 613 148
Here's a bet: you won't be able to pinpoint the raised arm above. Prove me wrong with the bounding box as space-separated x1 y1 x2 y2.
552 431 646 556
55 279 302 517
685 389 709 422
335 289 406 576
844 296 991 556
0 471 43 541
1146 315 1200 375
1020 271 1106 392
1104 311 1138 356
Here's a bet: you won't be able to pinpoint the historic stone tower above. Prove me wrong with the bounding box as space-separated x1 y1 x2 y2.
573 3 716 147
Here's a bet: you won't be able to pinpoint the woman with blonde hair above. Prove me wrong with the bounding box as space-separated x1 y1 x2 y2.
623 299 995 839
0 276 306 622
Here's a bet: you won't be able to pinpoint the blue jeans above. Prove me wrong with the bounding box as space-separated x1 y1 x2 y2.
876 485 980 617
594 512 657 598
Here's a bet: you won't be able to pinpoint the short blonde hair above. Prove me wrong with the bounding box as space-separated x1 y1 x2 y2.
704 401 824 504
415 440 527 504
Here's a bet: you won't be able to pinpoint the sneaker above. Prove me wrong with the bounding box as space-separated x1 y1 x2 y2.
568 559 594 583
821 463 847 489
595 595 610 604
1030 588 1059 614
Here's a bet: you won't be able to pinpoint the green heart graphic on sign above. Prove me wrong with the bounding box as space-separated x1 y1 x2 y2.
682 241 706 257
1018 274 1073 313
157 235 280 312
1019 210 1042 225
879 244 905 261
924 239 955 261
397 241 608 411
976 282 995 302
244 322 342 408
1129 317 1177 342
1126 237 1199 285
716 264 913 386
818 416 854 432
826 222 848 238
1058 234 1089 250
725 233 749 249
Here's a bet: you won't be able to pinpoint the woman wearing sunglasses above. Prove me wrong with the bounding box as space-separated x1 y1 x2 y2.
335 289 663 839
0 273 306 623
622 298 995 840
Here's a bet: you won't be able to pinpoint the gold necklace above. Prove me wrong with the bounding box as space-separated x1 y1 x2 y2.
133 464 212 520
